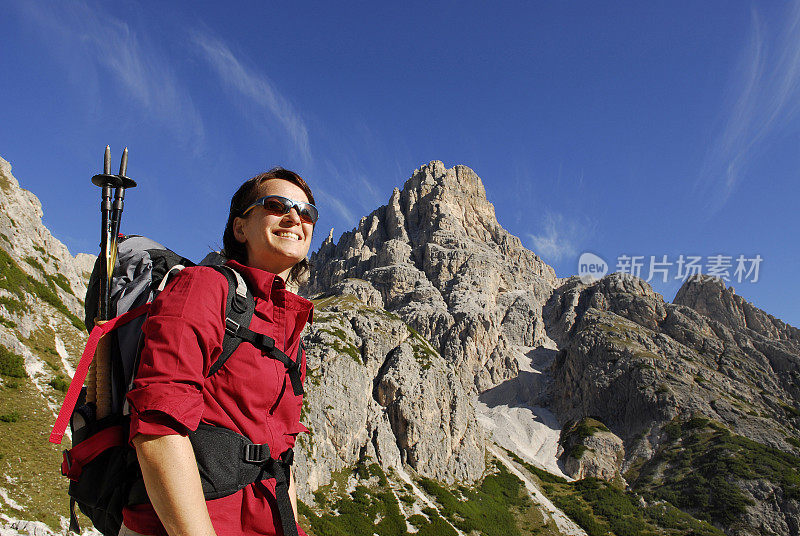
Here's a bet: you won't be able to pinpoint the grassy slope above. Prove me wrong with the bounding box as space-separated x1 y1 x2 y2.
504 450 725 536
300 459 561 536
0 376 68 528
630 417 800 529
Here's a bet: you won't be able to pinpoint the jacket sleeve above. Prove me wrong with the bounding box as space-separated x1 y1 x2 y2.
127 267 227 439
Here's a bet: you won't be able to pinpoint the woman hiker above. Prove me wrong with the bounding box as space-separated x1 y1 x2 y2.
120 168 317 536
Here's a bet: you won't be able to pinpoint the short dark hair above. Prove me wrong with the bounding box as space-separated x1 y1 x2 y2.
222 167 315 285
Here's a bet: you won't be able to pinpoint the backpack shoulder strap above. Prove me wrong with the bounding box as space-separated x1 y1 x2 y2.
208 265 254 377
207 265 304 395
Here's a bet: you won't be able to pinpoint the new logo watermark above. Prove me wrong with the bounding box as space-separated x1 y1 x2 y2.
578 252 609 283
577 253 763 284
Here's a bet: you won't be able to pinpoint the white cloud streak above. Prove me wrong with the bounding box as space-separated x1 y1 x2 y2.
315 187 357 225
695 2 800 212
15 1 205 145
191 31 312 165
527 211 585 262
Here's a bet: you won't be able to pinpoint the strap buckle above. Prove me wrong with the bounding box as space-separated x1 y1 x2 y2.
225 318 240 336
243 442 270 464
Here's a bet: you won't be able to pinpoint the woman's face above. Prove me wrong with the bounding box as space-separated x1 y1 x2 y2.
233 178 314 280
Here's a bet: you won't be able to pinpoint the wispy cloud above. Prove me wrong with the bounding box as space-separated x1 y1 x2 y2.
527 211 589 262
191 31 312 165
314 186 357 227
695 2 800 213
14 1 205 146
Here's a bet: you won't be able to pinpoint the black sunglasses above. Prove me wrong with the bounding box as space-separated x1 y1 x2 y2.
241 195 319 224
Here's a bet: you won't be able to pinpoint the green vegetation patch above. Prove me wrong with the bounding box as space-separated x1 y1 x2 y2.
504 449 723 536
591 313 661 361
316 326 361 362
301 462 406 536
301 458 553 536
409 328 437 371
0 295 26 315
22 327 63 373
572 418 609 439
0 247 83 330
311 293 362 310
417 459 530 536
632 417 800 527
46 272 75 296
0 168 12 192
48 375 69 393
24 255 46 273
0 344 28 377
780 403 800 418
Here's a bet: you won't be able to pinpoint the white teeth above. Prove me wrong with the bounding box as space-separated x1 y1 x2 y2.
276 231 300 240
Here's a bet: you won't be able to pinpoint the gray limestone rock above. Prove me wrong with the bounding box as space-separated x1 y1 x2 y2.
293 292 484 503
307 161 559 394
559 418 624 482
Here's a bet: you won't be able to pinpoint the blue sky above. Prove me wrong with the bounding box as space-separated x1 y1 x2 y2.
1 1 798 328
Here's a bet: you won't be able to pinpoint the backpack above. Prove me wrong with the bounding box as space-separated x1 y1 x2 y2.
49 235 304 536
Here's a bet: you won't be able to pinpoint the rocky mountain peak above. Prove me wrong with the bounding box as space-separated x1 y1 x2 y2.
309 161 558 392
392 160 502 247
674 273 799 345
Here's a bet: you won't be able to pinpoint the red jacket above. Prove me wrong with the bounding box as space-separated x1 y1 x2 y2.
123 260 313 536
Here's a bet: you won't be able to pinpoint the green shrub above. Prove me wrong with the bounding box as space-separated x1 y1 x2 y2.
49 377 69 393
0 411 21 422
3 379 21 389
571 444 589 459
46 273 75 296
573 418 609 439
415 516 457 536
0 345 27 378
24 256 46 273
634 419 800 527
418 461 528 536
664 420 682 441
399 493 415 505
408 514 427 527
781 403 800 418
0 296 25 315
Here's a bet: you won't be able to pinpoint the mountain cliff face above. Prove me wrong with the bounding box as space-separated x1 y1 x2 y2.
2 156 799 536
308 161 560 392
0 156 92 531
545 272 800 534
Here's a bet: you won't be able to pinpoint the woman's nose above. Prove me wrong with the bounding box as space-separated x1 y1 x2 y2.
284 207 302 224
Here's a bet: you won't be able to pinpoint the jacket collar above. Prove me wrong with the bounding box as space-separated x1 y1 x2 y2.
224 260 313 316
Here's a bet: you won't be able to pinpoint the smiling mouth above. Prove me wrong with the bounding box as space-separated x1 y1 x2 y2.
275 231 302 241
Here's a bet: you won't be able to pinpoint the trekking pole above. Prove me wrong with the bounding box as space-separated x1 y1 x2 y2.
108 147 137 285
92 146 122 320
89 146 124 419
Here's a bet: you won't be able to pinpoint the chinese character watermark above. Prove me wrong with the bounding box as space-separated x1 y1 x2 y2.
578 253 763 284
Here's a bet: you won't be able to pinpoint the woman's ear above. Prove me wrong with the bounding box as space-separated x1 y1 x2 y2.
233 216 246 244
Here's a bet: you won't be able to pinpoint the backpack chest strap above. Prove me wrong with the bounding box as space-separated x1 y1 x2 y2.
224 319 304 396
209 265 303 396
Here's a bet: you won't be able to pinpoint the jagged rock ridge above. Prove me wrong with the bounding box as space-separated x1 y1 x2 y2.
545 272 800 535
309 160 560 393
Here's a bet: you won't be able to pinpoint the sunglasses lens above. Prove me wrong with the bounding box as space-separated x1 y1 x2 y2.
298 205 318 223
263 197 290 215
